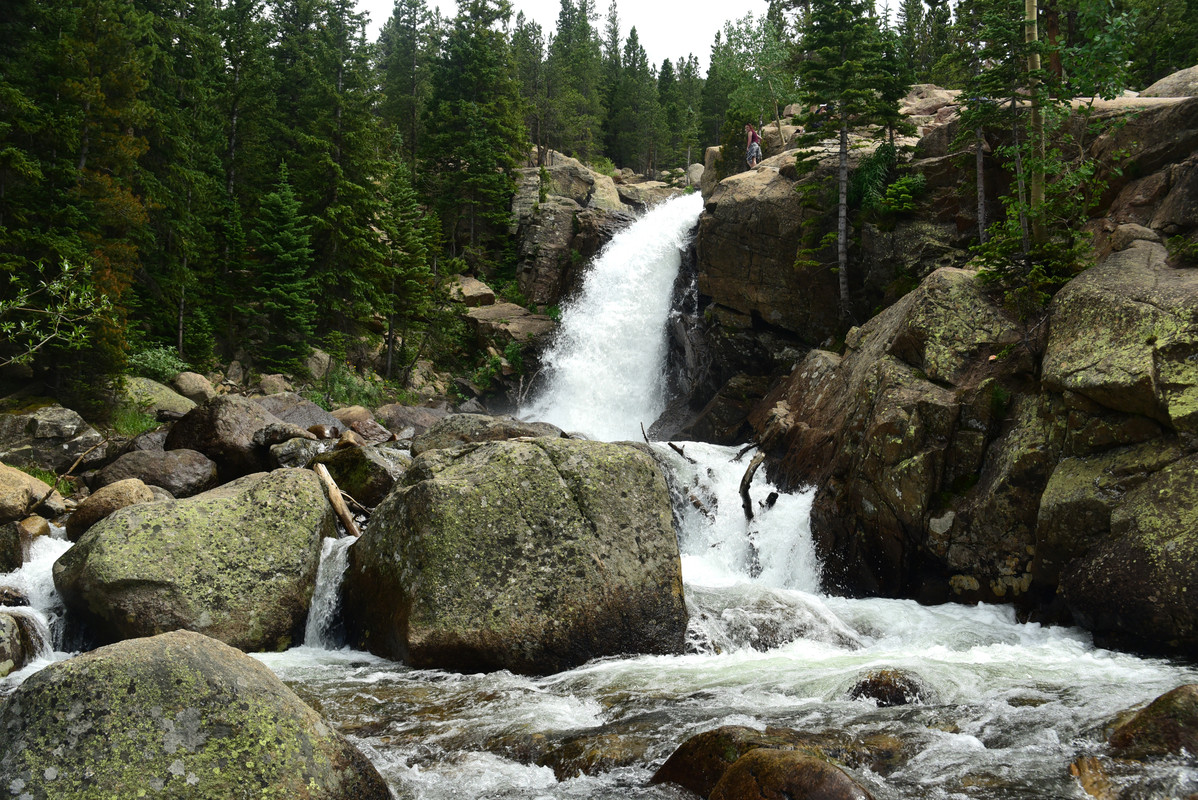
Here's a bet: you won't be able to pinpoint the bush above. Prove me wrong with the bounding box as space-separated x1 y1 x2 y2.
126 346 189 384
588 156 617 177
111 404 160 437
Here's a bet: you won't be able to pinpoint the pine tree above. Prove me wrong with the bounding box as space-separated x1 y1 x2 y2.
247 162 316 371
378 157 437 379
546 0 605 161
512 13 552 165
797 0 889 322
608 28 661 172
377 0 434 176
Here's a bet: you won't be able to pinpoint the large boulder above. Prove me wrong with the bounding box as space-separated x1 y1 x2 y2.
65 477 157 541
374 403 450 436
171 371 217 404
617 181 680 209
0 630 389 799
53 469 334 651
710 749 874 800
0 404 105 472
448 274 497 307
92 448 219 498
0 611 35 678
310 445 411 507
119 376 196 416
1043 239 1198 435
1059 453 1198 652
900 83 960 116
1140 65 1198 98
254 391 343 432
164 394 291 480
410 413 564 456
343 438 687 674
0 463 65 525
464 302 556 347
1108 684 1198 759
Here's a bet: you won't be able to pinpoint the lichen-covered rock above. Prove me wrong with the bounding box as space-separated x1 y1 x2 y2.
410 413 564 456
343 438 686 674
119 376 196 416
709 749 875 800
164 395 287 480
0 463 65 525
54 469 334 651
254 391 342 432
0 630 389 799
311 445 411 507
1108 684 1198 759
1043 239 1198 434
65 478 157 541
93 448 219 498
0 405 106 472
1060 454 1198 653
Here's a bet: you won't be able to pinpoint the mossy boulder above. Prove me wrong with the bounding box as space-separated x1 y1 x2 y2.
1108 684 1198 759
310 445 411 507
409 413 564 456
119 376 197 416
709 749 874 800
93 448 219 498
1059 453 1198 653
64 477 157 541
54 468 334 651
0 630 389 799
343 438 686 675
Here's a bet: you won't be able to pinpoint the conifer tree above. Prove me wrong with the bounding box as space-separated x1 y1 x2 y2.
608 28 662 173
546 0 605 161
512 13 551 165
377 0 434 176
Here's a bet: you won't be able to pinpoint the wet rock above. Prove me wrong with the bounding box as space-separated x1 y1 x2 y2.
311 445 411 507
0 587 29 606
374 404 449 436
1108 684 1198 759
93 448 219 498
847 669 929 706
0 630 390 799
710 749 874 800
65 478 157 541
343 438 686 674
651 726 804 797
54 469 334 651
254 391 342 431
0 611 34 678
165 395 287 480
0 404 106 472
682 373 774 445
119 376 196 417
171 371 217 404
538 733 650 780
410 413 564 456
0 463 65 525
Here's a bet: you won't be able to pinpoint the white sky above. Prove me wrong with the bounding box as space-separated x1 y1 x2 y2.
356 0 773 72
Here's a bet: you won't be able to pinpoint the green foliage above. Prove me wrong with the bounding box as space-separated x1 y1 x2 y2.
17 465 71 496
538 166 550 203
471 353 505 391
0 261 114 368
1167 234 1198 267
588 156 617 176
126 346 189 384
503 341 525 373
303 360 386 412
111 404 160 438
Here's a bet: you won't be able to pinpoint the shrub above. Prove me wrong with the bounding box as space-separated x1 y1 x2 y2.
126 346 189 384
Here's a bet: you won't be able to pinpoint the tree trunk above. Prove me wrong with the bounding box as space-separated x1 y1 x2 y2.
1025 0 1046 244
837 120 851 321
976 127 988 243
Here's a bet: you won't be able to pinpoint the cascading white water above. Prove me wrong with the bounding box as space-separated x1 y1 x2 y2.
0 528 72 685
521 192 704 440
303 535 354 649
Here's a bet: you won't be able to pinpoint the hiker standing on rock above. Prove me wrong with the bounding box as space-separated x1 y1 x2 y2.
745 123 762 168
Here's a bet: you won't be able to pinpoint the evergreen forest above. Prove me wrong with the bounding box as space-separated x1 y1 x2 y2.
1 0 1195 411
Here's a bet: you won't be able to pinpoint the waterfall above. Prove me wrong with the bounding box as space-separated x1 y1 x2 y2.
0 529 72 657
303 535 354 649
522 192 704 441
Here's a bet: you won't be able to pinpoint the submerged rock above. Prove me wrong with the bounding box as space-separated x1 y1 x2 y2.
710 749 874 800
343 438 687 675
54 468 333 651
0 630 390 799
1108 684 1198 759
847 669 930 707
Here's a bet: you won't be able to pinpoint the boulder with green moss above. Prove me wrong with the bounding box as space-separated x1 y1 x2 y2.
54 468 333 651
311 445 411 507
119 376 197 417
343 438 686 675
0 630 389 799
1060 453 1198 653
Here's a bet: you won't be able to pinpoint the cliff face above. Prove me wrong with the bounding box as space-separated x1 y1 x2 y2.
683 93 1198 654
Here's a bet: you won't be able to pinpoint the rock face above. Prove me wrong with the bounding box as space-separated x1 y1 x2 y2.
54 469 333 651
0 405 105 472
410 413 564 456
1140 64 1198 98
93 448 219 498
343 438 687 674
0 630 390 799
164 394 291 480
65 478 157 541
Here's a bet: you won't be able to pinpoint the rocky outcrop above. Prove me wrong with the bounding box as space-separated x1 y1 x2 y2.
465 303 556 347
54 469 333 651
448 274 496 307
1140 64 1198 98
900 83 960 116
65 477 157 541
0 404 105 472
93 448 219 498
343 438 687 674
0 630 389 799
119 376 196 416
617 181 680 209
410 413 563 456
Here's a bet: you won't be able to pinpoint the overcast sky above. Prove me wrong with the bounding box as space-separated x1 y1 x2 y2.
356 0 774 72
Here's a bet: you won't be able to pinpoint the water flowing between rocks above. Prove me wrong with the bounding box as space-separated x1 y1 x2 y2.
4 193 1198 798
